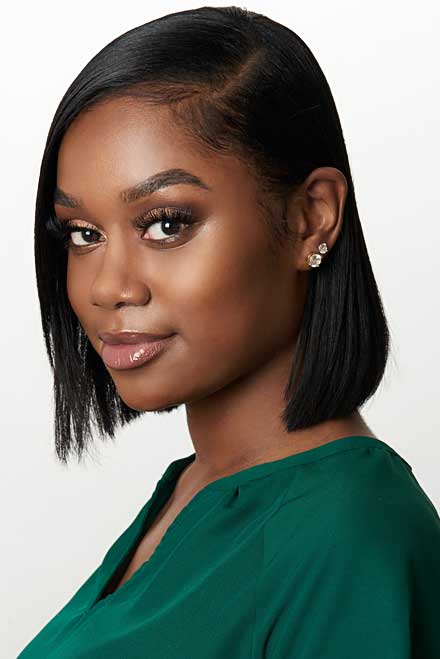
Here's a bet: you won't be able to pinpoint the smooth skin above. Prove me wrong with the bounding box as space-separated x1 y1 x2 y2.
54 98 375 588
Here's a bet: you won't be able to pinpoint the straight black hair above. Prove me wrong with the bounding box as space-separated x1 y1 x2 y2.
35 5 391 464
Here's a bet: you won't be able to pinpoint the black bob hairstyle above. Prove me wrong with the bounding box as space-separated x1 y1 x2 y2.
35 5 390 465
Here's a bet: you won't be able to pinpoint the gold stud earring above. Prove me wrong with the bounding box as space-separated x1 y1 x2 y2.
306 242 328 268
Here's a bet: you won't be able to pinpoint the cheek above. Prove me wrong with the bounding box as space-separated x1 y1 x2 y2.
170 225 298 361
66 256 90 327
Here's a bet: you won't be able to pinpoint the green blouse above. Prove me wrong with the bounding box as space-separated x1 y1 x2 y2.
17 435 440 658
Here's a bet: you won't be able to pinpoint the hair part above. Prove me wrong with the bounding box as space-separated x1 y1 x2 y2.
35 5 390 464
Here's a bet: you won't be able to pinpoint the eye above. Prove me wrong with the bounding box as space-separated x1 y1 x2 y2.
135 206 195 244
45 206 196 250
45 215 102 249
69 227 102 247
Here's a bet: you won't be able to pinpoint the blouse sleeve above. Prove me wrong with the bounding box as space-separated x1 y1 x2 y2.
258 483 440 659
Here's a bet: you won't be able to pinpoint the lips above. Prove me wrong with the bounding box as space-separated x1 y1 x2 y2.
100 334 176 370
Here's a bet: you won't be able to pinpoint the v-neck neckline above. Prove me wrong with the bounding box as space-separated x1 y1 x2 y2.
86 435 402 613
87 470 221 613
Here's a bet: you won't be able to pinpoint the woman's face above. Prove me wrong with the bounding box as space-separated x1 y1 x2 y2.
54 98 308 412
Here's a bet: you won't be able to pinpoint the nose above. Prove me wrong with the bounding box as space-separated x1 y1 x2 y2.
89 242 151 309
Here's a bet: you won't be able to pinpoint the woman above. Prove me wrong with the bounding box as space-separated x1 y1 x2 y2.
18 5 440 658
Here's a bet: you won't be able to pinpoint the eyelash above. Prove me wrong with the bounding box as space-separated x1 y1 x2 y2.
45 207 195 249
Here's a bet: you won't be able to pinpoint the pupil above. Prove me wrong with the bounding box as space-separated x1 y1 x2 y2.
162 219 179 236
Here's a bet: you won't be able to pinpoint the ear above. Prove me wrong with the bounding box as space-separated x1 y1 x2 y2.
285 166 348 271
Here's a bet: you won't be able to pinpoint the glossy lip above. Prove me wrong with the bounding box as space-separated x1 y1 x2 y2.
98 330 175 345
100 334 176 370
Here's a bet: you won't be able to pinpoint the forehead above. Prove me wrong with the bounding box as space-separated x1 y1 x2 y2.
56 98 254 203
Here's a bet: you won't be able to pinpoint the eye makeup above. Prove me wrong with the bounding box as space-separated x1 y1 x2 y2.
45 206 197 249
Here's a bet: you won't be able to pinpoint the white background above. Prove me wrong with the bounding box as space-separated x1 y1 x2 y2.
1 1 439 656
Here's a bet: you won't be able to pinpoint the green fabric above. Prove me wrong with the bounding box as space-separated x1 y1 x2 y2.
18 435 440 658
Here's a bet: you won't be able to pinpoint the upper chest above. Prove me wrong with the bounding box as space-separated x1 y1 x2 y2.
107 486 203 596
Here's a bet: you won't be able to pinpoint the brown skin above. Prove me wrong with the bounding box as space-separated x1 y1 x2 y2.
55 97 376 505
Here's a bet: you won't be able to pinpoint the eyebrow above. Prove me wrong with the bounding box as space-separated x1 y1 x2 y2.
53 168 212 208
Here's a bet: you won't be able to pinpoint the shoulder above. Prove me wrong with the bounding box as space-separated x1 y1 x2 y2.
257 444 440 657
262 441 440 570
